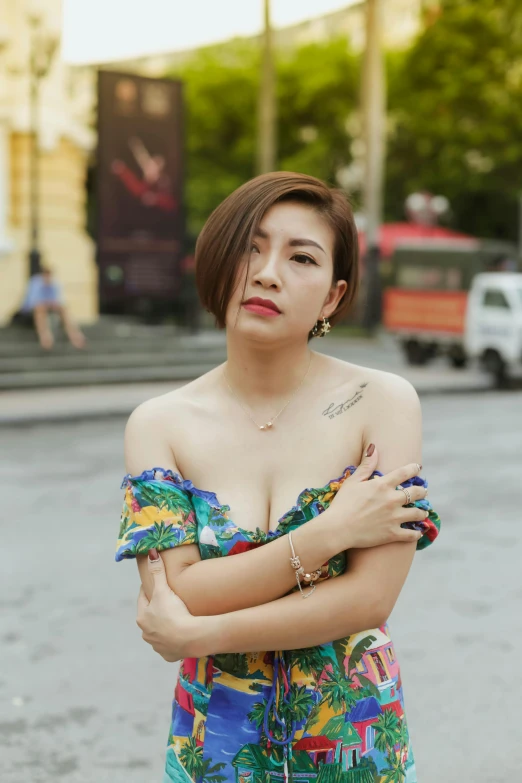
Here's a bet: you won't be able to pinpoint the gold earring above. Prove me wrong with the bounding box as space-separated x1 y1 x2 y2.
311 317 331 338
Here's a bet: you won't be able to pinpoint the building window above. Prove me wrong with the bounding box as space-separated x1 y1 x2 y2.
356 659 368 674
386 647 396 664
366 726 375 750
370 652 388 682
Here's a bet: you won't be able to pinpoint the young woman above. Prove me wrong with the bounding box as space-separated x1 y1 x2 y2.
116 172 440 783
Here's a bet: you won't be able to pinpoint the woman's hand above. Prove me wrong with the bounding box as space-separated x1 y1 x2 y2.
328 444 428 549
136 549 201 662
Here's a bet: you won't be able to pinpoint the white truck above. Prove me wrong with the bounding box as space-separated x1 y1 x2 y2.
382 241 521 387
464 272 522 386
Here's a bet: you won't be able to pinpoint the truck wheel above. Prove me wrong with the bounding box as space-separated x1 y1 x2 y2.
402 339 430 366
448 346 468 369
482 349 509 388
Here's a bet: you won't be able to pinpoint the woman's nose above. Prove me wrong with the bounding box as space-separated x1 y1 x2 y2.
252 255 281 288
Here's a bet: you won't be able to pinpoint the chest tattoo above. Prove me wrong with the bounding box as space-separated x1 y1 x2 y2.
322 382 369 420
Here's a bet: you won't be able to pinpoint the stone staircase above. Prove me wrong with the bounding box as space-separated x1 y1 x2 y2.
0 317 227 390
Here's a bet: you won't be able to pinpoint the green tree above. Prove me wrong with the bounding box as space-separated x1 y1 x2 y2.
167 38 359 240
386 0 522 240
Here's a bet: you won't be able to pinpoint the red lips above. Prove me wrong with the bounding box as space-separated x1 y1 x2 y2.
242 297 281 313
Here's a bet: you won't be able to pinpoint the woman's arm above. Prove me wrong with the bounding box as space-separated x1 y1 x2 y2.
185 374 424 655
190 540 416 655
125 402 344 615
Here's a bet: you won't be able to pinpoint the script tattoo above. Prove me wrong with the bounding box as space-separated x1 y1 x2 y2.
322 382 369 420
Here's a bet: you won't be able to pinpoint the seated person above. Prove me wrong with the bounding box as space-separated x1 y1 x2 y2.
20 266 86 350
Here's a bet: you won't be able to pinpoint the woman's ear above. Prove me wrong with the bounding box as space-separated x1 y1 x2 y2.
322 279 348 318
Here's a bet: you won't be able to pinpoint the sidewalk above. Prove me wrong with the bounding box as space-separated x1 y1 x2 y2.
0 334 492 425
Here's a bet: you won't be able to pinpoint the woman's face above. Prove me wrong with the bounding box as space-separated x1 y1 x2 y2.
226 201 348 342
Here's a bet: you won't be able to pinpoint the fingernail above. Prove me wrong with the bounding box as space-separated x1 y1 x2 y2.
148 548 159 561
366 443 375 457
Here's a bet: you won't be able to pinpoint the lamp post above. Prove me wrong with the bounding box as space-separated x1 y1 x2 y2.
27 14 57 277
257 0 276 174
361 0 385 331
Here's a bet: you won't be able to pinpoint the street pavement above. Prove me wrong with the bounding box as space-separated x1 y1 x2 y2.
1 388 521 783
0 331 494 425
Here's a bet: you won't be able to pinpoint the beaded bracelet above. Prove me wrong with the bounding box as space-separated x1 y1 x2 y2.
288 530 321 599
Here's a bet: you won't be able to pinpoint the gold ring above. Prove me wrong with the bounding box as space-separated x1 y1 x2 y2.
400 487 411 504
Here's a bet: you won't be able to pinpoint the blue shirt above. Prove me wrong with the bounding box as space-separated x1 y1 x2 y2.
21 275 63 312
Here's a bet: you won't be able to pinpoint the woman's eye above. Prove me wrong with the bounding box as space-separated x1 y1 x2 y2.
292 254 317 265
251 245 260 254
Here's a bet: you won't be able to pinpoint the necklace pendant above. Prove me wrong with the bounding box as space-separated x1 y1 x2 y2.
259 421 273 431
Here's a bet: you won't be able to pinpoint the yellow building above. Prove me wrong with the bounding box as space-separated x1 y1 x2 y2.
0 0 96 326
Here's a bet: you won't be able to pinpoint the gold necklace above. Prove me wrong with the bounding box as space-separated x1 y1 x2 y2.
223 352 313 431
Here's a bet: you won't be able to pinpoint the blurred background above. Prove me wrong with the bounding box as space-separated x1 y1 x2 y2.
1 1 521 782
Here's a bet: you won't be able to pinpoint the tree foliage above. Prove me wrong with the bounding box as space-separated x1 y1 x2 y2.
386 0 522 239
167 0 522 244
168 39 359 240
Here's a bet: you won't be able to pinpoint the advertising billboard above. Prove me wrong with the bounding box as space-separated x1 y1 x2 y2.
97 71 184 312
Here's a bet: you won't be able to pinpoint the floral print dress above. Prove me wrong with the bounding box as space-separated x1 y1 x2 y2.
116 465 440 783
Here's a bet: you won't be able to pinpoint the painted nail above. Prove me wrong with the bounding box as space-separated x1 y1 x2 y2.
366 443 375 457
148 548 159 561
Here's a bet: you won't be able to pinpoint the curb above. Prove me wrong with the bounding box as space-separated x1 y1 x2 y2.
0 379 494 427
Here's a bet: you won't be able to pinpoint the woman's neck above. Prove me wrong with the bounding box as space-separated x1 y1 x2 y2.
223 337 315 406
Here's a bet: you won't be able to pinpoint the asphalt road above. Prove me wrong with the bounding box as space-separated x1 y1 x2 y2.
1 389 521 783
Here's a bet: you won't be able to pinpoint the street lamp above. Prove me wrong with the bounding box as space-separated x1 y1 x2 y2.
257 0 276 174
27 14 57 277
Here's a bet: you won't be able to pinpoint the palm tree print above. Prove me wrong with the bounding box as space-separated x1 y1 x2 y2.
138 521 192 551
374 709 401 756
137 481 194 517
116 469 439 782
281 683 315 725
319 668 359 713
200 757 227 783
179 736 202 779
379 752 406 783
178 737 226 783
288 646 325 680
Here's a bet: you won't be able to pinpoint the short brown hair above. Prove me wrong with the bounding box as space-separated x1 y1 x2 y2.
195 172 359 329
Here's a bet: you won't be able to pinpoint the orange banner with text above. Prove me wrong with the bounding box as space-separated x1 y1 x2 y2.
383 288 468 334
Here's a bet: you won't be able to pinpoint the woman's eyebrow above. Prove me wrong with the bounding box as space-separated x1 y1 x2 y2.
253 229 325 255
288 238 326 254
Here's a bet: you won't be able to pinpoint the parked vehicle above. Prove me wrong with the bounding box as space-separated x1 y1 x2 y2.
382 239 520 384
464 273 522 386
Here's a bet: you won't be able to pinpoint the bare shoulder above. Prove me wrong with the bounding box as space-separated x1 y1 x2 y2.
363 366 421 412
123 367 222 474
321 357 423 465
320 353 420 411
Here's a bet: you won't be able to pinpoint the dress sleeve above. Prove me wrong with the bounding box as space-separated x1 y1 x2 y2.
115 468 198 562
398 473 441 550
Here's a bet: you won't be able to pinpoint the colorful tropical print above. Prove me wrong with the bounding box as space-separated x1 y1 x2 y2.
116 466 440 783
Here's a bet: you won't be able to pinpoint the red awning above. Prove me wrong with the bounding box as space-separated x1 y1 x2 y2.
294 736 338 751
358 222 476 259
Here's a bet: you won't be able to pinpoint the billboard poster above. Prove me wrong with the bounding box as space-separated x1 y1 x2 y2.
96 71 184 311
